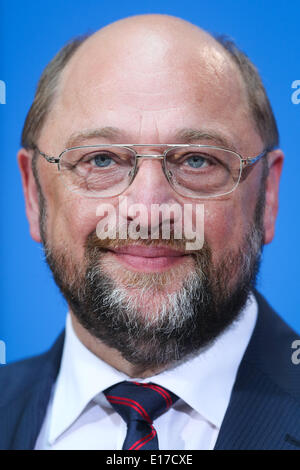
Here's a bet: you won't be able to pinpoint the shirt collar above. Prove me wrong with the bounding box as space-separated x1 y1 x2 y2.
48 293 257 444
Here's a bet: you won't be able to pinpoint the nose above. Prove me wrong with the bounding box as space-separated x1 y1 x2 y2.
118 157 181 236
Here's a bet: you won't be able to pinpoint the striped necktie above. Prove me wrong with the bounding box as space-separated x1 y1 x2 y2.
104 381 179 450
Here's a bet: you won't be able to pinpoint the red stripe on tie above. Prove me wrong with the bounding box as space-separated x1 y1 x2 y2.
134 429 157 450
133 382 172 408
130 426 157 450
106 396 152 423
129 429 154 450
107 397 151 423
144 384 172 408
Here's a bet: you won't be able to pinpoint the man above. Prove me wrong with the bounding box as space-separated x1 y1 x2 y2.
1 14 299 450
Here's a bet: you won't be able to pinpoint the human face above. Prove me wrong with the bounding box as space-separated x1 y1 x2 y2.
18 18 283 371
33 27 265 276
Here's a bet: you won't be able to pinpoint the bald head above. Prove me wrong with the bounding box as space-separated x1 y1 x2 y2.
22 14 278 154
42 14 254 154
60 14 242 108
72 14 226 66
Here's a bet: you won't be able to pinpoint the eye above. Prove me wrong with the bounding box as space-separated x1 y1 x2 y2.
88 152 117 168
184 154 212 169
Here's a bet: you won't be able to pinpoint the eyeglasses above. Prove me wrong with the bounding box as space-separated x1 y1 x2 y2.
33 144 268 199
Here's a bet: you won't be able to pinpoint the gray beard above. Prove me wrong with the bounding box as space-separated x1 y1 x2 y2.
38 179 265 374
42 228 263 375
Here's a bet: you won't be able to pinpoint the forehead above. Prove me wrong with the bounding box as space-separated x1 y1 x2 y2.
60 27 244 106
42 24 260 154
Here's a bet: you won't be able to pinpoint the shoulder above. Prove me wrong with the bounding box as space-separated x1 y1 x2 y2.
246 290 300 400
253 290 300 351
0 331 65 407
215 292 300 449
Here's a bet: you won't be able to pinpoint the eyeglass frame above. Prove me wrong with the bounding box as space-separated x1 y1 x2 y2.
32 143 270 199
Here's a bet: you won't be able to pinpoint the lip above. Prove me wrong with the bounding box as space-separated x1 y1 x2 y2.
107 245 188 272
109 246 186 257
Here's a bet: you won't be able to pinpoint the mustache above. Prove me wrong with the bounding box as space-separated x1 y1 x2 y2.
85 229 204 253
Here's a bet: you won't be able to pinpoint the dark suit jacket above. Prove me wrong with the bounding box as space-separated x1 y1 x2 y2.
1 291 300 450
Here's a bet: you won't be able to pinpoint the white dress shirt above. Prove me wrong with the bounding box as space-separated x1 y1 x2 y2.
35 293 257 450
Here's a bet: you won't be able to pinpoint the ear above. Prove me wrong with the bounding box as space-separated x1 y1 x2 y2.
263 149 284 245
17 148 42 243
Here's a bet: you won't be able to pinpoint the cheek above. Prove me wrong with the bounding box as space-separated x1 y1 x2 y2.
202 170 263 261
202 198 250 262
205 204 235 249
46 190 101 261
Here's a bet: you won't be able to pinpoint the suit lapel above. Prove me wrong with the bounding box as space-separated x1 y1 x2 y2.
214 292 300 449
214 358 300 449
9 332 65 450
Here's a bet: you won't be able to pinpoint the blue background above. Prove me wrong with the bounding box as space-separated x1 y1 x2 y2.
1 0 299 363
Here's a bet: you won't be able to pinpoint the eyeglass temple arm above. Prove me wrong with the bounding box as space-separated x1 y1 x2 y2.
241 149 269 167
33 146 59 164
239 148 273 183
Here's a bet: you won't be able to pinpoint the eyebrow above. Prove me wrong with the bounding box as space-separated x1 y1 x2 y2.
64 126 238 152
64 127 124 148
174 128 238 152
